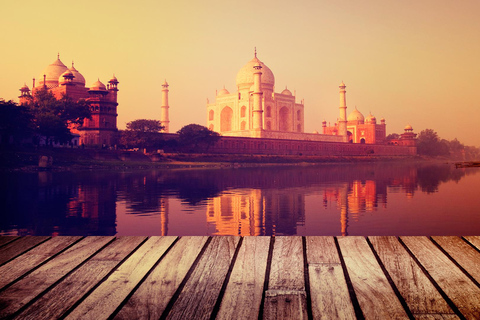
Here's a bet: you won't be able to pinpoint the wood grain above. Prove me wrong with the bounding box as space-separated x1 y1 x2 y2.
306 236 355 320
337 236 409 319
264 236 306 320
16 237 145 320
65 236 176 320
216 236 270 320
0 236 19 248
464 236 480 250
432 236 480 284
0 236 114 318
0 236 49 266
401 236 480 320
263 290 308 320
0 236 81 289
114 236 208 320
165 236 240 320
268 236 304 291
369 236 454 316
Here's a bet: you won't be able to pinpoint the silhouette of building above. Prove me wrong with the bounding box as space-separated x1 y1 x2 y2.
19 55 119 146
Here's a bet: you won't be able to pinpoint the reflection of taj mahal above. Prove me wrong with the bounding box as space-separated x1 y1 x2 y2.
206 51 410 145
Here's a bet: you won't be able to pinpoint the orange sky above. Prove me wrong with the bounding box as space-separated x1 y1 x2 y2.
2 0 480 146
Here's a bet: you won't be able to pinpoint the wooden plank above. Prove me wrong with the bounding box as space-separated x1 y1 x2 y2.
0 236 114 318
432 236 480 284
401 236 480 320
216 236 270 320
264 236 306 320
16 237 146 320
65 236 176 320
165 236 240 320
337 236 409 319
464 236 480 251
0 236 81 289
263 289 308 320
0 236 19 247
0 236 49 265
369 236 455 317
114 236 208 320
414 314 460 320
268 236 304 291
306 236 356 320
306 236 341 264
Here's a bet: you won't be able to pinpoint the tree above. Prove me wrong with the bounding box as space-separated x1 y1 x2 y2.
126 119 164 133
386 133 400 140
177 124 220 152
0 99 34 145
119 119 165 150
416 129 449 156
28 88 91 145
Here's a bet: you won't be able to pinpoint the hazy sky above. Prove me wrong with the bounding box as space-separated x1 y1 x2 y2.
2 0 480 146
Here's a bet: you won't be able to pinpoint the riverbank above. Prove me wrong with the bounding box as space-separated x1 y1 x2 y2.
0 146 450 172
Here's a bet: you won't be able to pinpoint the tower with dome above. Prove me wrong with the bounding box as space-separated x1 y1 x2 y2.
19 55 119 146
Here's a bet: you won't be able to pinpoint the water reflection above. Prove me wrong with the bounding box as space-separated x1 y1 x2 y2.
0 163 478 236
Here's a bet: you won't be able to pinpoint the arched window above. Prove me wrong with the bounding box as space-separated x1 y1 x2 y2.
240 106 246 118
241 121 246 130
266 106 271 117
209 109 214 121
220 106 233 132
360 138 366 144
266 121 271 130
297 110 301 120
297 124 301 132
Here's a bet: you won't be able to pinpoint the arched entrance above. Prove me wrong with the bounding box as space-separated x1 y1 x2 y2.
220 107 233 132
279 107 290 131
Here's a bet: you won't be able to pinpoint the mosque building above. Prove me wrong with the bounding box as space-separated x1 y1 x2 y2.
206 51 413 146
19 55 119 146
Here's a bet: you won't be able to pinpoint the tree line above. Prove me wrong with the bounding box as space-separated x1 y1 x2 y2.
0 94 219 151
389 129 480 159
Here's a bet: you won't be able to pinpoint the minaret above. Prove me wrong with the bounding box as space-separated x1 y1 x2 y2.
338 81 348 138
161 80 170 133
252 63 263 130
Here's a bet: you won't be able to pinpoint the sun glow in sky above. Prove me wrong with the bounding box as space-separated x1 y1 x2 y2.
2 0 480 146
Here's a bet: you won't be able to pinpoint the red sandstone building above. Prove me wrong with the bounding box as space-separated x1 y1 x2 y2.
19 55 119 146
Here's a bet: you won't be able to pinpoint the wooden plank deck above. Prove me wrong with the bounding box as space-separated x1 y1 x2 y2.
0 236 479 320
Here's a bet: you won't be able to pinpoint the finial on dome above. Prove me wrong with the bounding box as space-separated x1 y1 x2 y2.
57 52 60 59
254 47 257 58
72 61 74 68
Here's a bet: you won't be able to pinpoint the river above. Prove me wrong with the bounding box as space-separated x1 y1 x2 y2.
1 162 479 236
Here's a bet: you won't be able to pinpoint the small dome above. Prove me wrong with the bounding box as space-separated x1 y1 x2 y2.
68 64 86 86
347 107 364 122
405 124 413 131
109 75 118 83
37 56 68 88
218 87 230 96
20 83 30 91
281 87 292 96
89 79 107 91
236 55 275 90
313 130 319 134
365 112 376 124
340 81 346 87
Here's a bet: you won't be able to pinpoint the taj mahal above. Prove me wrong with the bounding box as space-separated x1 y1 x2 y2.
200 50 406 145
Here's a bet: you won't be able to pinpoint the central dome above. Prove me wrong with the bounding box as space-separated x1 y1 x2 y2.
348 107 365 122
236 56 275 90
37 57 68 88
